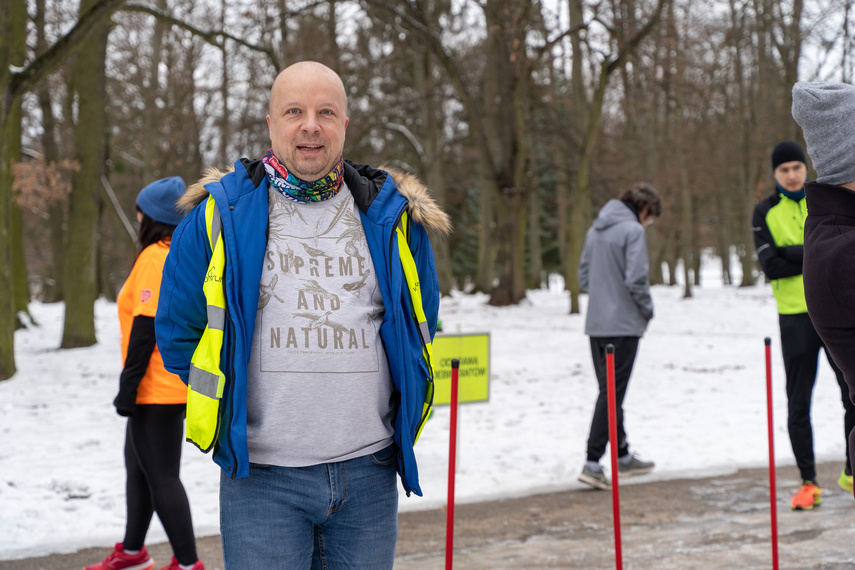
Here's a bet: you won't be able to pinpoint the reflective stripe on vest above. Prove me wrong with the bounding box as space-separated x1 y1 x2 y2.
395 211 435 444
186 195 227 452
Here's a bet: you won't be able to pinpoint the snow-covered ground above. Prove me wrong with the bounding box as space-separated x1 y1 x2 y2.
2 257 850 560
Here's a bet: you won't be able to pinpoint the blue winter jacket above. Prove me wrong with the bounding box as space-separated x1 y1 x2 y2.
155 158 449 496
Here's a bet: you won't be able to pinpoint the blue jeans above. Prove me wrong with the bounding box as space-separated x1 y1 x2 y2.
220 444 399 569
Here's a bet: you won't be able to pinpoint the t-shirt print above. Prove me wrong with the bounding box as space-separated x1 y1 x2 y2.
256 187 384 374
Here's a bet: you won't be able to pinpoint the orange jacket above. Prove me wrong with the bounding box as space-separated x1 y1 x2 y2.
118 240 186 404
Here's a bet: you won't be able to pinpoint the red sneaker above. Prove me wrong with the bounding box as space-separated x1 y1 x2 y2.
158 558 205 570
84 543 154 570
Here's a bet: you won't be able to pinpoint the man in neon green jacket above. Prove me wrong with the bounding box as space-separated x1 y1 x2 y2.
752 140 855 510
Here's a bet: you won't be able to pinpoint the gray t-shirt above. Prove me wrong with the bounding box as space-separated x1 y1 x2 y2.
246 185 394 467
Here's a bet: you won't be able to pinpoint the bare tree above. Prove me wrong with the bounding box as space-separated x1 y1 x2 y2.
0 0 126 378
61 0 111 348
564 0 669 313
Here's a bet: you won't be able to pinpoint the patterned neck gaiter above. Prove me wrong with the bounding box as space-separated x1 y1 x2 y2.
262 148 345 203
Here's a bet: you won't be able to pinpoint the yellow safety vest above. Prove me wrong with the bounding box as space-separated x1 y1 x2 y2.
396 210 435 444
185 197 435 452
185 196 228 452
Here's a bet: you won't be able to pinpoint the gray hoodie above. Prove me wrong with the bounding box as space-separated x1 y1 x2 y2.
578 199 653 337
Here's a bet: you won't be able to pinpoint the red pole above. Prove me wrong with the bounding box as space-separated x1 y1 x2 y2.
445 358 460 570
605 344 623 570
765 337 779 570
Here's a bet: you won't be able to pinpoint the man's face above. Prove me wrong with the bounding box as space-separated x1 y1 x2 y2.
267 67 348 182
774 161 807 193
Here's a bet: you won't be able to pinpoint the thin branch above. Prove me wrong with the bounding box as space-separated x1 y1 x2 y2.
383 122 425 162
606 0 670 74
122 3 280 70
532 22 589 59
360 0 498 181
7 0 127 103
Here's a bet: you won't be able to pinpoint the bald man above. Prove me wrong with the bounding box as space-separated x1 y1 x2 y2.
156 61 451 568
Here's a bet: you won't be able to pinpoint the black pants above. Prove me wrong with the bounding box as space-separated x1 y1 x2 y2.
780 313 855 483
123 404 197 565
585 336 640 463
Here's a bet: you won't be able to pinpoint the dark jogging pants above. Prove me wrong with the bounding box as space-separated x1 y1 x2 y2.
123 404 198 565
585 336 640 463
780 312 855 483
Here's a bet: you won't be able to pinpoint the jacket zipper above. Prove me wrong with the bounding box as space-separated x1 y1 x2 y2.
390 206 409 497
218 193 240 479
227 311 238 478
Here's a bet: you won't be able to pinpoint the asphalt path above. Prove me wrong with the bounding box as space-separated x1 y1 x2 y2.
3 461 853 569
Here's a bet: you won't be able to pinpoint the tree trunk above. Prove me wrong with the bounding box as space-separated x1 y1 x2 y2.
484 0 531 306
7 0 27 322
475 158 495 293
565 0 667 312
11 186 28 320
665 226 679 285
565 64 609 314
489 190 528 305
716 180 732 286
0 0 26 378
416 51 453 295
61 0 110 348
549 50 570 269
141 0 166 182
648 230 665 285
218 0 229 169
328 0 340 70
36 0 66 302
563 0 586 297
527 184 543 289
670 0 693 299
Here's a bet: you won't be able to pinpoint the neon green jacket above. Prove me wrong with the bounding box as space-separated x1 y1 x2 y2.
752 190 807 314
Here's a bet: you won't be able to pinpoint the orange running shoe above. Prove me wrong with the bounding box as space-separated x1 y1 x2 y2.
791 482 822 511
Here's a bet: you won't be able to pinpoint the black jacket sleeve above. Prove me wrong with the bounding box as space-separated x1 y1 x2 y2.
752 201 803 280
114 315 157 417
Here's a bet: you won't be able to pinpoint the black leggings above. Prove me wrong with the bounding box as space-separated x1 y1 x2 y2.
123 404 197 565
780 313 855 482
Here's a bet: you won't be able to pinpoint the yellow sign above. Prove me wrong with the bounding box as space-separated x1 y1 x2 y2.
432 333 490 405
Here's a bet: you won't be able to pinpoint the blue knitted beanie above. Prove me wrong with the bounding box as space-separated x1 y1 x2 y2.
136 176 186 226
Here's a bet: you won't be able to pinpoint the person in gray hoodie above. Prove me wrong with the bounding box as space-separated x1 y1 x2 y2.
577 183 661 490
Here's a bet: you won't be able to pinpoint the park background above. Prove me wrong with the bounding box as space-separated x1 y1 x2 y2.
1 0 854 559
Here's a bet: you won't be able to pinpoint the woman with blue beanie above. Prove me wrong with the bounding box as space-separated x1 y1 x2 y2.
86 177 204 570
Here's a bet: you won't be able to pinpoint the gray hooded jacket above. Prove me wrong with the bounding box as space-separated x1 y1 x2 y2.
578 199 653 337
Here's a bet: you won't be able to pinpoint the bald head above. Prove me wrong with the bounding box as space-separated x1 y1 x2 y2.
269 61 348 116
266 61 349 181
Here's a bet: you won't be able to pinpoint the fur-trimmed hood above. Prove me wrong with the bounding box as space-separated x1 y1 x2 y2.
177 165 233 213
380 166 451 237
178 162 451 237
